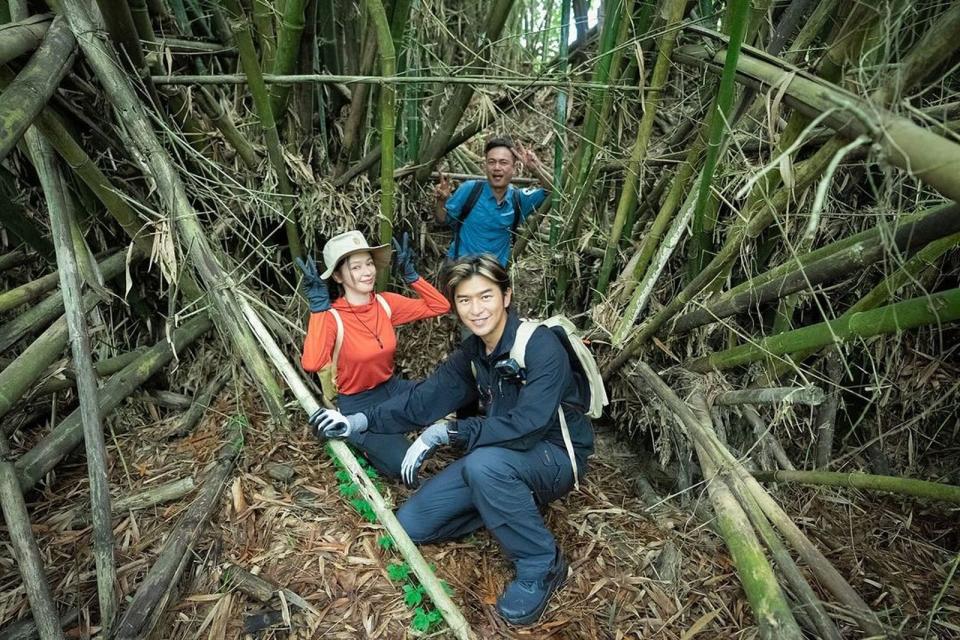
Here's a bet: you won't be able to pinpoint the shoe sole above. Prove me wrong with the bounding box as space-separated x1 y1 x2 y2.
499 561 570 626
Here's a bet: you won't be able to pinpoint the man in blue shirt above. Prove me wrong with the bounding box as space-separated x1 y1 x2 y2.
309 255 593 626
434 138 551 266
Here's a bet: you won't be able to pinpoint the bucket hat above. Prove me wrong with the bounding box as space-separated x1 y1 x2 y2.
320 230 391 279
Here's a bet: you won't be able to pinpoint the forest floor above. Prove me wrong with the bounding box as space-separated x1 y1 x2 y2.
2 381 958 639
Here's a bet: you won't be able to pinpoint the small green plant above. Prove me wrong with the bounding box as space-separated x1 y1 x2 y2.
403 583 425 607
387 562 411 581
378 535 395 551
410 607 442 633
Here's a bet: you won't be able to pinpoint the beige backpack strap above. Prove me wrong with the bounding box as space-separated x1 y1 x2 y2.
511 320 580 490
558 407 579 491
375 293 392 319
329 308 344 367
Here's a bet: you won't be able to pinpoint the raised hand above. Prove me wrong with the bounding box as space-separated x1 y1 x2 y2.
435 172 454 201
391 232 420 284
295 256 331 313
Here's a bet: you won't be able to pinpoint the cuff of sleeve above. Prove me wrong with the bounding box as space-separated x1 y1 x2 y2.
446 421 467 449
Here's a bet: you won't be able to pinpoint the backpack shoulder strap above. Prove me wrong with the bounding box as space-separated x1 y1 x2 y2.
329 308 345 367
374 293 392 319
510 320 542 369
453 181 485 259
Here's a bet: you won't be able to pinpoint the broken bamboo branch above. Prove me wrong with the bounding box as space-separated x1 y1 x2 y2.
715 386 824 406
752 470 960 504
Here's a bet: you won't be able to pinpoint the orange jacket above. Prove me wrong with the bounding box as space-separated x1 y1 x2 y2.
301 277 450 394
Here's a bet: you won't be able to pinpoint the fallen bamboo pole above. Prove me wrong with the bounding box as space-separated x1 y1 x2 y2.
67 476 196 526
715 386 824 406
15 315 212 492
34 348 148 395
114 428 242 639
222 563 317 614
752 470 960 504
30 129 117 630
237 298 476 640
0 608 77 640
150 72 651 91
685 287 960 372
0 431 64 640
0 14 50 64
165 367 230 438
631 362 885 637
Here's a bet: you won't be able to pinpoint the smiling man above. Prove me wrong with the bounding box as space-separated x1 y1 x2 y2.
309 255 594 626
434 137 551 266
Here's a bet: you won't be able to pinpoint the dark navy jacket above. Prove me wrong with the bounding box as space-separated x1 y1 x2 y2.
365 311 594 468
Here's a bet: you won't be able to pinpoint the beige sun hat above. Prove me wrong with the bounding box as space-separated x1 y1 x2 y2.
320 230 392 279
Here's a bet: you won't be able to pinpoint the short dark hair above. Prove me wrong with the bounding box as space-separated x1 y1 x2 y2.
439 254 511 306
484 137 514 155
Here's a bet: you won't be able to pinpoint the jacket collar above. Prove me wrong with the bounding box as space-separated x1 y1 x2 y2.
463 309 520 362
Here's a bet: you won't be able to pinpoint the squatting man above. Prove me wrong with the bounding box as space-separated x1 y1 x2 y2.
309 255 594 626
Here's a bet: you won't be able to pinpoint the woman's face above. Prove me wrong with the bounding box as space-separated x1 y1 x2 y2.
334 251 376 295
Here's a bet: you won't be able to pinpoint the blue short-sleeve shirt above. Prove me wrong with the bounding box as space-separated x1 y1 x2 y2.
445 180 547 265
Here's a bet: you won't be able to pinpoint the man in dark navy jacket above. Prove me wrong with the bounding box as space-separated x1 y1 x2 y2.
309 254 593 626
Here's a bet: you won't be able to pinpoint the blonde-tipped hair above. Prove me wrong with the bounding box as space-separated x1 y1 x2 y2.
439 254 511 306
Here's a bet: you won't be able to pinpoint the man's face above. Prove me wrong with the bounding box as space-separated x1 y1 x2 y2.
454 275 512 342
484 146 516 191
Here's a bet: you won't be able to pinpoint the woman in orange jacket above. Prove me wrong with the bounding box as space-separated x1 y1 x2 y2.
298 230 450 477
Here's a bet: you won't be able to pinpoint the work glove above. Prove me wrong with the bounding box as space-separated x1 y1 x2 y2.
392 232 420 284
308 408 368 440
295 256 331 313
400 421 450 489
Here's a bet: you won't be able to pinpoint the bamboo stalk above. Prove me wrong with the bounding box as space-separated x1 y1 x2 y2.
814 351 842 468
360 0 396 290
715 386 824 406
0 269 61 313
58 0 286 421
222 563 317 613
114 426 242 639
251 0 275 70
220 0 303 261
687 0 749 279
165 367 230 438
0 608 77 640
0 13 49 64
546 0 571 248
752 470 960 504
0 247 30 271
195 86 260 170
631 362 885 636
151 73 655 90
593 0 686 297
0 15 75 162
740 405 795 472
686 287 960 373
268 0 307 118
0 308 81 421
67 476 196 526
0 432 64 640
237 298 477 640
30 132 117 630
0 249 131 352
15 315 212 492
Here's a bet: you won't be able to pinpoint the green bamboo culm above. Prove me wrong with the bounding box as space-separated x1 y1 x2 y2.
593 0 687 299
220 0 304 262
0 15 50 64
752 470 960 504
0 15 75 163
548 0 572 249
687 0 749 280
361 0 397 291
269 0 308 119
685 287 960 373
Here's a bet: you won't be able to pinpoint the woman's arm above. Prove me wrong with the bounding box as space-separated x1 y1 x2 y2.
300 311 338 372
383 277 451 325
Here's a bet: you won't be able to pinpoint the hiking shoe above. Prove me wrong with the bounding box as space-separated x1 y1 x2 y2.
495 550 569 626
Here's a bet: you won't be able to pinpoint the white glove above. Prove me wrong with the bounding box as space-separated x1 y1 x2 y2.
400 422 450 489
308 408 368 439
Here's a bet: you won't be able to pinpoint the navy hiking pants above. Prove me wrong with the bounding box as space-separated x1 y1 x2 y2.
397 441 579 579
337 376 415 478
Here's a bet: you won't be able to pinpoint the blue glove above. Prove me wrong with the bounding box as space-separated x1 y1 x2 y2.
308 408 368 439
295 256 331 312
400 421 450 489
392 232 419 284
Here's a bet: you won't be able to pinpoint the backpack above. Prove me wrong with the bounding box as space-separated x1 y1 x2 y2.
451 181 523 259
469 316 608 490
319 294 392 404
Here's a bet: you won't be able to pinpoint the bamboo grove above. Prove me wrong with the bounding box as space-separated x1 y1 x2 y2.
0 0 958 637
